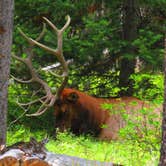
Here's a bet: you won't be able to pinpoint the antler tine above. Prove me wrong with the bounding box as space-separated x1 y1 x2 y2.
19 16 70 98
13 50 55 114
11 74 33 84
35 23 46 42
18 27 58 56
13 25 55 116
42 17 58 32
62 15 71 32
26 97 55 117
12 54 33 83
18 16 71 63
12 52 51 94
13 16 71 116
18 22 46 46
43 16 71 98
43 15 71 33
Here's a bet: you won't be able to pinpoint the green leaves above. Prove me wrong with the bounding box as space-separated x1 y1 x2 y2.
131 73 164 101
132 29 163 69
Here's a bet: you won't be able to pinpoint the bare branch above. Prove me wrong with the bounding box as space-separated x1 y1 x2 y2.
41 59 73 71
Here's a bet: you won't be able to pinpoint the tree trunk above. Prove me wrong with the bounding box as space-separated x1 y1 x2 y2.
159 36 166 166
119 0 138 96
0 0 14 145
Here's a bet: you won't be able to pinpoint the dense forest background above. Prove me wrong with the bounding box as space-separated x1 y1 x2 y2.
12 0 165 94
9 0 165 128
5 1 166 165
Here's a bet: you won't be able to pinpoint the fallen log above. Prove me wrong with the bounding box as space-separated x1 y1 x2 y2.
45 152 122 166
0 151 122 166
0 149 49 166
0 138 122 166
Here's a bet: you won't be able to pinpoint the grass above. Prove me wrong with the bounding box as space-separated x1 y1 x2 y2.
6 126 160 166
46 132 160 166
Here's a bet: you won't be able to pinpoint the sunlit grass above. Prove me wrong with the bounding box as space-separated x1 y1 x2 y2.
7 127 160 166
46 132 160 166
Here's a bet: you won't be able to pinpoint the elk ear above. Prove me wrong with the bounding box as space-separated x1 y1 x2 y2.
67 92 79 102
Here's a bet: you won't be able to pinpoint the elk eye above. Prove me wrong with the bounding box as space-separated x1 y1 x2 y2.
67 92 79 103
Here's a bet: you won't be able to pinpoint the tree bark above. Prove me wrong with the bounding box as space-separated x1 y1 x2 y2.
0 0 14 145
119 0 138 96
159 36 166 166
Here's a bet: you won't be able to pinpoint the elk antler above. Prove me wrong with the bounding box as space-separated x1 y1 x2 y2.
12 16 71 116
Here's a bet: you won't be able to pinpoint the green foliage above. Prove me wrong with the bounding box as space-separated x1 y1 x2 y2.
7 128 160 166
7 126 47 146
132 29 163 70
8 71 163 129
8 72 162 165
12 0 165 101
69 14 124 64
131 73 164 101
8 71 163 166
72 71 120 97
8 1 165 165
8 81 55 134
102 96 161 154
101 72 163 148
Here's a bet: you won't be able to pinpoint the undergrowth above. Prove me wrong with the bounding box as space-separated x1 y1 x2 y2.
6 73 163 166
7 127 160 166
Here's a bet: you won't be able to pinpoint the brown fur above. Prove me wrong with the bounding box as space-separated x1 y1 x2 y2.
54 88 161 140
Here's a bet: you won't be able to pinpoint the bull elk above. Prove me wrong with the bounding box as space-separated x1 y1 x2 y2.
13 16 162 140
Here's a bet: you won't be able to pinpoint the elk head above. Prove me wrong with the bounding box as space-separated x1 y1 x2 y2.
12 16 71 116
